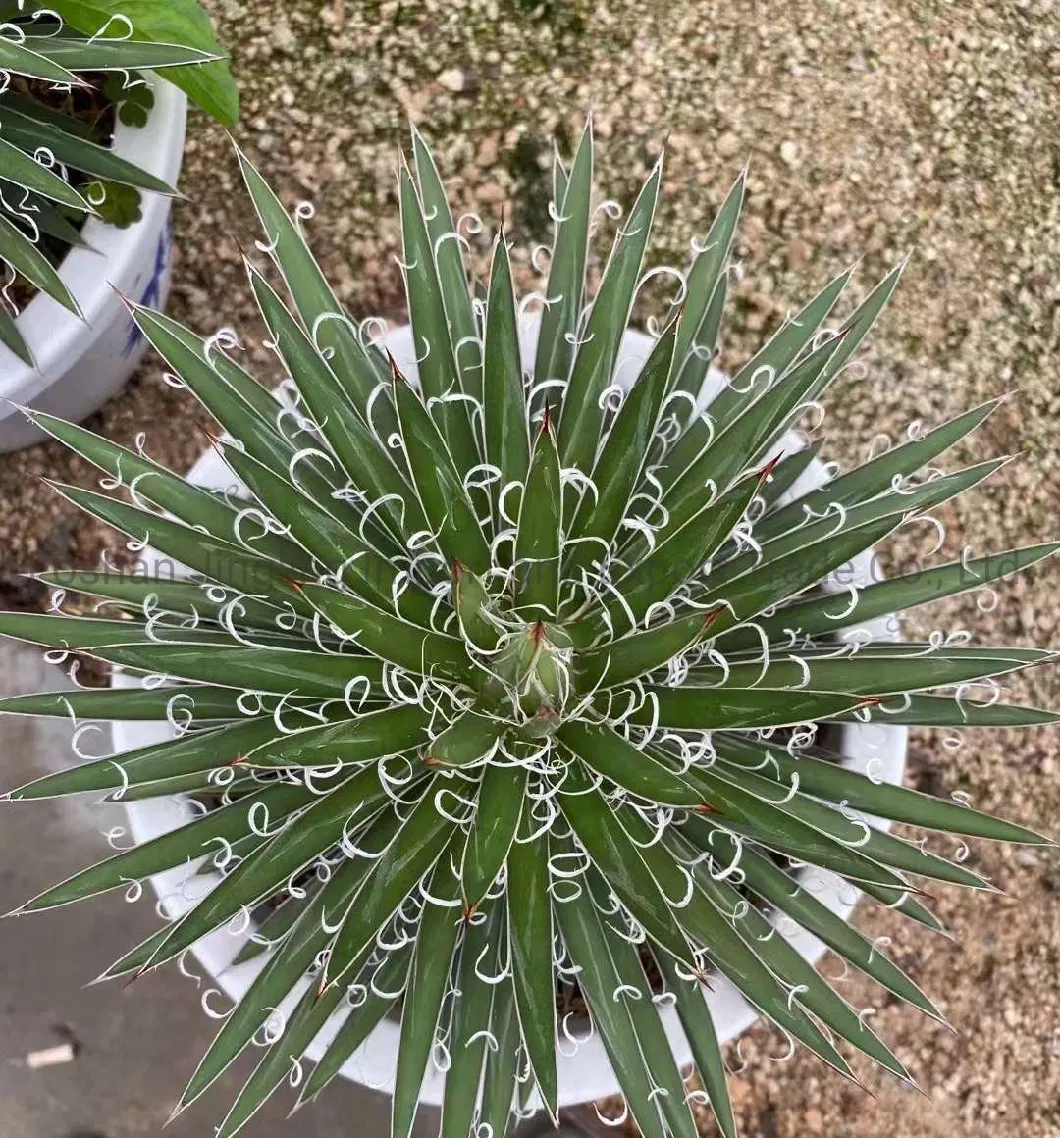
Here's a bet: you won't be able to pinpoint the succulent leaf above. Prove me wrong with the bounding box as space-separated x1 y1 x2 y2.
534 119 594 406
558 158 663 472
393 858 463 1138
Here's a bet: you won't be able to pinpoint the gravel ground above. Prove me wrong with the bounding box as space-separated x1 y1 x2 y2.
1 1 1058 1135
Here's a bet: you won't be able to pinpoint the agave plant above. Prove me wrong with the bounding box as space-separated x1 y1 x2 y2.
0 0 232 365
0 120 1055 1138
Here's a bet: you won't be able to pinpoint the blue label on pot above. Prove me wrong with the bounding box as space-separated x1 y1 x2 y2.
123 220 172 359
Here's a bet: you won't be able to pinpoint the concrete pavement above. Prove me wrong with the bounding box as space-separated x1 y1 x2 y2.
0 640 437 1138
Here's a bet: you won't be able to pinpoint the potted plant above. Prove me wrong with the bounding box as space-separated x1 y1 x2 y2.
0 0 238 452
0 121 1055 1138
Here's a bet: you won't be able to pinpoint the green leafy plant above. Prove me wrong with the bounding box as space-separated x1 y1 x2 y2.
1 121 1055 1138
102 71 153 128
0 0 232 365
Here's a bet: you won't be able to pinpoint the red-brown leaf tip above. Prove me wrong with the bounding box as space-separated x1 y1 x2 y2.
758 451 784 481
699 606 724 637
386 350 405 384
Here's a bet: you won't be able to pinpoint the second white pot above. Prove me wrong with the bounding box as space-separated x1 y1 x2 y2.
110 319 907 1109
0 75 187 453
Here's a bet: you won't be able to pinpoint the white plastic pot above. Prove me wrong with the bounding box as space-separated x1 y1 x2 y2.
0 75 187 453
110 320 907 1108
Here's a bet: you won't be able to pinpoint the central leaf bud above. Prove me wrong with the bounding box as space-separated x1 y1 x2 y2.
493 621 572 720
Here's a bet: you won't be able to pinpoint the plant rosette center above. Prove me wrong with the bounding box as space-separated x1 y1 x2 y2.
485 620 573 719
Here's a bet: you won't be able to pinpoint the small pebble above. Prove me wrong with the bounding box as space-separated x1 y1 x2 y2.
716 130 741 159
437 68 467 93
